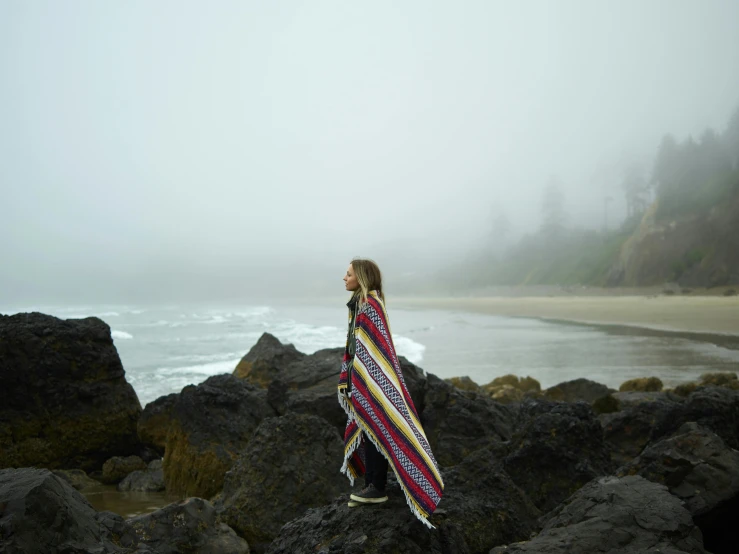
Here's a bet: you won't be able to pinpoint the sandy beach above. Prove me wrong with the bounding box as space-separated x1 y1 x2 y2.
395 295 739 337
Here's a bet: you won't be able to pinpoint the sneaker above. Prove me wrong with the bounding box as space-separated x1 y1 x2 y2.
349 484 388 504
347 500 362 508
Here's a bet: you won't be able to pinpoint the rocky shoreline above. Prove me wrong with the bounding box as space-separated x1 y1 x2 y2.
1 312 738 553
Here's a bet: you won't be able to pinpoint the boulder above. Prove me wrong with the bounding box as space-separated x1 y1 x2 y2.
600 392 681 466
619 376 664 392
618 422 739 517
218 413 349 553
490 476 708 554
101 455 147 484
267 448 540 554
699 372 738 388
137 392 179 452
162 374 276 498
0 467 129 553
128 497 249 554
52 468 100 491
422 374 517 467
444 376 482 392
650 386 739 451
266 494 450 554
232 332 305 386
0 313 142 471
503 400 613 512
439 448 541 553
118 459 165 492
543 378 614 403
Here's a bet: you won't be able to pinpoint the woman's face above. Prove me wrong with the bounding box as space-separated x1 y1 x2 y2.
344 264 359 292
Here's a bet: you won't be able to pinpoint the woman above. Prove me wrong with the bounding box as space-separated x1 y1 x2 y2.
338 258 444 529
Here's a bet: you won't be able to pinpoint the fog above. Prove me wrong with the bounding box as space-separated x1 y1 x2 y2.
2 1 739 303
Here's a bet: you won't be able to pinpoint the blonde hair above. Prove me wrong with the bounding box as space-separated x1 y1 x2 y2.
350 258 385 304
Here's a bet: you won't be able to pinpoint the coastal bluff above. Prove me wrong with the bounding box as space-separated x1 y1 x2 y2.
1 316 738 553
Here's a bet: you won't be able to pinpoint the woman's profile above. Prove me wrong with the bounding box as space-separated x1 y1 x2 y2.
338 257 444 528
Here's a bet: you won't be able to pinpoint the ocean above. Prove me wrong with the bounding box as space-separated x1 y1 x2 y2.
3 300 738 406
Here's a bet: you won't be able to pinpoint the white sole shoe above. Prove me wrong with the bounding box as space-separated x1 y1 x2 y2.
349 493 388 504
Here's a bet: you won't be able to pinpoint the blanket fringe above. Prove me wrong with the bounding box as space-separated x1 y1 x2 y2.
337 390 436 530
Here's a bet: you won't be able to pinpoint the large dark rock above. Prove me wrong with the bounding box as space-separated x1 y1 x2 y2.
618 422 739 554
602 386 739 467
162 374 276 499
543 378 614 403
266 448 540 554
422 374 516 467
137 391 179 452
618 422 739 517
266 494 450 554
438 448 541 553
0 313 142 471
0 467 129 554
232 333 306 387
52 468 101 491
651 386 739 450
491 476 708 554
128 497 249 554
101 455 147 484
219 413 349 554
600 391 682 466
118 459 165 492
503 400 613 512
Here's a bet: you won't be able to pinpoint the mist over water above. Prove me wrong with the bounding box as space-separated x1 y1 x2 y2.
4 302 736 406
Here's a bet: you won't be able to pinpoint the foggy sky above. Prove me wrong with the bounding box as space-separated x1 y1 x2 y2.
2 1 739 303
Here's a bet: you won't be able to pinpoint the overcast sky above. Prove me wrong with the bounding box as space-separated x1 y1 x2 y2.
2 1 739 302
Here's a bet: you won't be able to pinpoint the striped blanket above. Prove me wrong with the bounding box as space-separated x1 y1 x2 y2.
337 291 444 528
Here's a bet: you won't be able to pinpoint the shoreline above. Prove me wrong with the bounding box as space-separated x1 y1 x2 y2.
394 295 739 351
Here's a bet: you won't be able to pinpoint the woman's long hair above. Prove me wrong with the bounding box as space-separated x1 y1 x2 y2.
350 258 385 304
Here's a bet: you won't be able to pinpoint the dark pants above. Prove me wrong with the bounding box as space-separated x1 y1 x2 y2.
364 433 388 491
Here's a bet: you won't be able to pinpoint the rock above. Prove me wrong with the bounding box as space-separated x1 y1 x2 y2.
543 378 614 403
128 497 249 554
490 476 708 554
699 371 739 388
440 448 541 553
0 312 142 471
503 400 614 512
444 376 482 392
266 495 448 554
600 392 681 466
278 347 345 390
232 332 306 386
118 459 165 492
618 423 739 518
218 413 349 553
650 386 739 452
0 467 129 553
101 455 147 484
483 374 541 393
284 388 347 434
267 447 540 554
489 384 525 403
422 374 517 467
137 392 179 452
52 468 100 491
162 374 276 499
619 376 664 392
